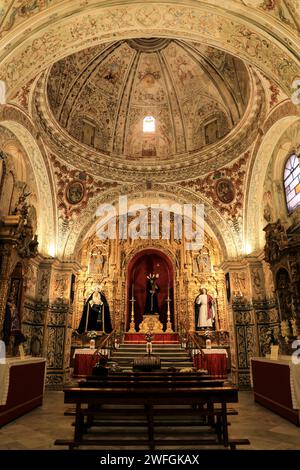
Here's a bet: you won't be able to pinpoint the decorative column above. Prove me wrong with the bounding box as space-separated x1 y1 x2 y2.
221 260 257 389
44 259 80 389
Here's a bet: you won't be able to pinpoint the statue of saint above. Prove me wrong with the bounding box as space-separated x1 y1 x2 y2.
195 288 215 329
77 285 112 334
144 274 160 315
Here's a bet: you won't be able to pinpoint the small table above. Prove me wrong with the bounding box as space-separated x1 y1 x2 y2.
0 357 46 427
193 349 228 378
73 349 98 377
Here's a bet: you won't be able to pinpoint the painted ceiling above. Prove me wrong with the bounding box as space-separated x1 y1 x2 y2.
47 38 250 159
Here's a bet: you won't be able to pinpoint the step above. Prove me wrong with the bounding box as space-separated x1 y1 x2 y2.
109 356 192 362
119 343 182 349
116 351 186 356
117 348 185 353
108 361 193 367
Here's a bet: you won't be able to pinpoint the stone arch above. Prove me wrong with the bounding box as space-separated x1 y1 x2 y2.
66 186 237 261
245 115 300 252
0 2 299 99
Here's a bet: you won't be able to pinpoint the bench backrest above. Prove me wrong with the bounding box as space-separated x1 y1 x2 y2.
78 379 225 388
64 386 238 405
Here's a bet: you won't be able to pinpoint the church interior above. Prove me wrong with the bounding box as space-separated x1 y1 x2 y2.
0 0 300 454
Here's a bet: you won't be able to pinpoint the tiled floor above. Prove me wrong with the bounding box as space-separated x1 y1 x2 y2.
0 391 299 450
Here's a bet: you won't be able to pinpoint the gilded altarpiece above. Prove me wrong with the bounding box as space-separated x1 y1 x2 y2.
72 218 229 335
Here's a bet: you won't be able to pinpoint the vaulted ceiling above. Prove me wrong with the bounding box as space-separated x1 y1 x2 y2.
47 38 250 160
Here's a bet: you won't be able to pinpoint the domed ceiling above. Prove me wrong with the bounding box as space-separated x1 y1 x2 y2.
47 38 250 160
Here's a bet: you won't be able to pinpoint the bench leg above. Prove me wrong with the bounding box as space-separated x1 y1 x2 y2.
207 403 214 427
221 403 229 448
145 404 155 450
216 415 222 443
74 403 83 445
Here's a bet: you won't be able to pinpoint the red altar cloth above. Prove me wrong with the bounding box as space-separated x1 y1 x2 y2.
73 350 99 377
0 358 46 427
124 333 179 344
193 349 227 378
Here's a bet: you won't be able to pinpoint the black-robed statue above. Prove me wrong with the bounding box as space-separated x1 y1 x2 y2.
77 286 112 334
144 274 160 315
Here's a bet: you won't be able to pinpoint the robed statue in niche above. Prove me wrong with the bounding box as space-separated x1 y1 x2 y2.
77 285 112 334
195 288 215 329
144 273 160 315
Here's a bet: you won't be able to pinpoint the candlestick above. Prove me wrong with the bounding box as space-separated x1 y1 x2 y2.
129 285 136 333
165 284 173 333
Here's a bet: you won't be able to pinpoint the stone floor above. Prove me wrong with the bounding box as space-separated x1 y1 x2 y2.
0 391 299 450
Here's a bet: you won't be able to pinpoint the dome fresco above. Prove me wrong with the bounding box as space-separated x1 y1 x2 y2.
47 38 250 160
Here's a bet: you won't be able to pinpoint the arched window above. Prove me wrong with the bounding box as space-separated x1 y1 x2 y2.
284 153 300 213
143 116 155 133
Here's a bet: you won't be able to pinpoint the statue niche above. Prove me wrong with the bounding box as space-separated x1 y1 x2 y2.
127 249 174 333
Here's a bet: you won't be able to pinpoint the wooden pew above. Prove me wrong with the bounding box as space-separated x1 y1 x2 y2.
55 385 250 450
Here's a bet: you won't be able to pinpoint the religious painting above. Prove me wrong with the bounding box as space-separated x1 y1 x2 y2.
215 178 235 204
66 180 85 205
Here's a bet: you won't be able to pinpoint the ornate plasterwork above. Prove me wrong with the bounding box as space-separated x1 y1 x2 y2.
180 153 250 221
0 2 299 46
0 2 299 100
46 39 248 159
34 67 265 181
50 154 119 220
0 1 63 39
240 0 300 32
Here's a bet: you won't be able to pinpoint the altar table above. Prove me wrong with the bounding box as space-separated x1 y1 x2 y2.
0 357 46 427
251 356 300 426
193 349 228 378
73 349 99 377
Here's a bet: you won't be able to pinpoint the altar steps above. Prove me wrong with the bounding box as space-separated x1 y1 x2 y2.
108 342 193 371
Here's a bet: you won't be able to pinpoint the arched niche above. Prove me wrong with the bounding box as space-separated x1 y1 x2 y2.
0 119 56 255
245 115 300 253
126 248 174 332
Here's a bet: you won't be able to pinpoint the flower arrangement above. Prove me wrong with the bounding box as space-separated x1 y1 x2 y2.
145 332 154 343
87 330 98 339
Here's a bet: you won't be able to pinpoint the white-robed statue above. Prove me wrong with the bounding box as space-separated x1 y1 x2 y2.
195 288 215 329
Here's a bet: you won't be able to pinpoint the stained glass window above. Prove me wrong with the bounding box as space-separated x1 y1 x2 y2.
284 153 300 213
143 116 155 132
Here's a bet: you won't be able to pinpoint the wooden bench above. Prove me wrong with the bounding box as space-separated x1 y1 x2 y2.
56 385 250 450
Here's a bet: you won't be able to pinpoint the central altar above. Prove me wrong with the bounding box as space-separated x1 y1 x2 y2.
138 314 164 334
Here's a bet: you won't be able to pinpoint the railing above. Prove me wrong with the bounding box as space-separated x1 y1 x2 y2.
178 321 204 362
93 329 119 360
